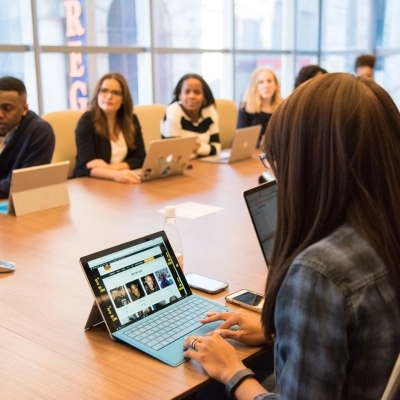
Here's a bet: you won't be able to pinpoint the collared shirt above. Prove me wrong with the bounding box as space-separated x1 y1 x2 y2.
255 224 400 400
0 127 17 154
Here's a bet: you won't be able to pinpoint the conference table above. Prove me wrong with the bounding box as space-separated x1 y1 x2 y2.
0 155 272 399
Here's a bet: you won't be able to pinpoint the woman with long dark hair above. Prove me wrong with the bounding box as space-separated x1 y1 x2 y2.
74 72 145 183
183 73 400 399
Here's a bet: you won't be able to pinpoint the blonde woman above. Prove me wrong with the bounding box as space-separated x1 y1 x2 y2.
237 67 283 147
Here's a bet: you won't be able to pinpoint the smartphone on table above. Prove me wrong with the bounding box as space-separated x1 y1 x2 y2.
0 260 16 273
225 289 264 313
185 273 229 294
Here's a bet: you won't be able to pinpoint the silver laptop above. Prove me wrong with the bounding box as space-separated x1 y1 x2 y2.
0 161 70 216
80 231 233 367
243 180 277 266
134 137 197 182
199 125 261 164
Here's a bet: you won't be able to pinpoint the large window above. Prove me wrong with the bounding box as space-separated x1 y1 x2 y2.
152 0 228 49
377 0 400 106
151 0 232 104
1 0 399 114
321 0 372 52
296 0 319 52
234 0 283 50
0 1 33 45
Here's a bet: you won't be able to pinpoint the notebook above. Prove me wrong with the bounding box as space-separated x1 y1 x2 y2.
199 125 261 164
80 230 233 367
134 137 197 182
0 161 70 216
243 180 277 265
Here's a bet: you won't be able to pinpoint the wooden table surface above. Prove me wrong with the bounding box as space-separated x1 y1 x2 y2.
0 156 271 400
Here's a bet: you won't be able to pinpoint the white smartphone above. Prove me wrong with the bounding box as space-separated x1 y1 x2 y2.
0 260 16 273
185 273 229 294
225 289 264 313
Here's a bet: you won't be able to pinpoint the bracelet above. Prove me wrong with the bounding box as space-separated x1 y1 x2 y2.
225 368 256 399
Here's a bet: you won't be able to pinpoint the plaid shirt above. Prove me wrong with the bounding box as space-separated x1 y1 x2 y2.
256 224 400 400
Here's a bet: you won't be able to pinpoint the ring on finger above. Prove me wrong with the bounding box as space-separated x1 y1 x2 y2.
191 337 198 350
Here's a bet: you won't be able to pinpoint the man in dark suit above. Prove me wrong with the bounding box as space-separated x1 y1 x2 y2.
0 76 55 198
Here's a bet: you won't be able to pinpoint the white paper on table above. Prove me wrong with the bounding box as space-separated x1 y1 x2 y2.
158 201 223 219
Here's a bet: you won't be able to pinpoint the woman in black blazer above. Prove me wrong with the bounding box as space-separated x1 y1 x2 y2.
74 72 145 183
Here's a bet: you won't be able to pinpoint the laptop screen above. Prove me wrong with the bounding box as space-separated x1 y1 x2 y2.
80 231 191 333
243 180 277 265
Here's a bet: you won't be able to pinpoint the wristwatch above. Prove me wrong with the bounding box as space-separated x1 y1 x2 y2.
225 368 256 399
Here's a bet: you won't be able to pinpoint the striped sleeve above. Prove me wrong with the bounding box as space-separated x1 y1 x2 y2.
161 102 183 139
197 105 221 156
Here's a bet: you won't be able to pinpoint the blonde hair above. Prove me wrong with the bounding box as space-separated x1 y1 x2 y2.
241 67 283 114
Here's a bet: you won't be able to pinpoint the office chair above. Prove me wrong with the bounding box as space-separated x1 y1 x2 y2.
42 110 84 178
214 99 238 149
134 104 167 152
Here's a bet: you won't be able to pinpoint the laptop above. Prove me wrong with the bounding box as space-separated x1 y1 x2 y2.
243 180 277 266
0 161 70 216
80 230 233 367
199 125 261 164
134 137 197 182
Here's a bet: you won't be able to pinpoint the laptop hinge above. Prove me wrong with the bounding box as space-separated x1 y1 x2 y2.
84 301 105 330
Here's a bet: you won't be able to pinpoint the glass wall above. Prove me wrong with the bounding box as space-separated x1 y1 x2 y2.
151 0 232 104
234 0 283 50
321 0 372 53
377 0 400 106
1 0 399 114
296 0 319 52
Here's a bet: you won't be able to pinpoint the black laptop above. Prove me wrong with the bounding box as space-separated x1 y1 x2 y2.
243 180 277 265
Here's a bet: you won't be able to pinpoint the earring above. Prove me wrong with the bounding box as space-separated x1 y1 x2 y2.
178 100 182 105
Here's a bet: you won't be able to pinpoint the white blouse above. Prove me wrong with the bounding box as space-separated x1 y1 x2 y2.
110 132 128 164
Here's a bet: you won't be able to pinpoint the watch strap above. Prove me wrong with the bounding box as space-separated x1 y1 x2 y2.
225 368 256 399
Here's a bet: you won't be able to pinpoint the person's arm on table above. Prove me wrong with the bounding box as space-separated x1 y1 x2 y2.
75 113 141 183
88 164 140 183
87 117 144 183
183 311 275 400
184 333 268 400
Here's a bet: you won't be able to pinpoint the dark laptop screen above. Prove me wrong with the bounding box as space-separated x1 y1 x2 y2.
243 180 277 265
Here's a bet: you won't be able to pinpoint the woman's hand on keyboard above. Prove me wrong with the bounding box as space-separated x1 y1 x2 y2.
200 311 269 346
183 333 245 384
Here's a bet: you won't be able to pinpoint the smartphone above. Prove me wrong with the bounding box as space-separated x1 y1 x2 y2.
185 273 229 294
225 289 264 313
0 260 16 273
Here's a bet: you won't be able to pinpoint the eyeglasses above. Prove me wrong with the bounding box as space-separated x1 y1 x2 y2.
259 153 271 169
98 88 123 97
